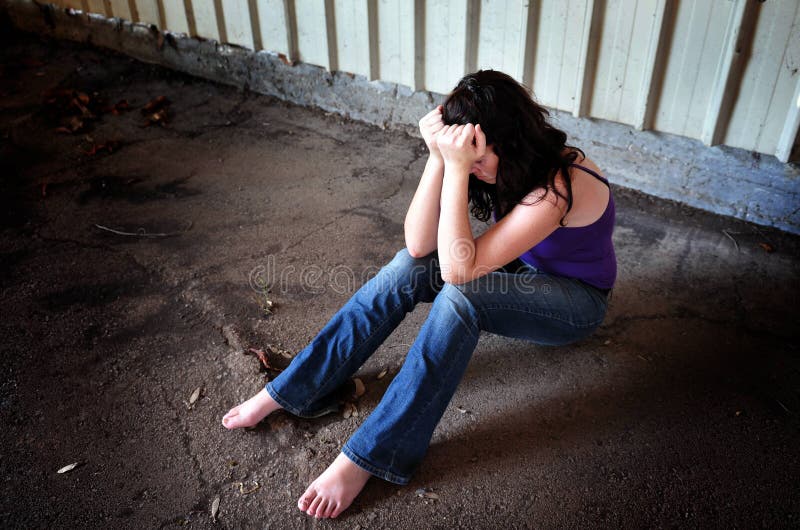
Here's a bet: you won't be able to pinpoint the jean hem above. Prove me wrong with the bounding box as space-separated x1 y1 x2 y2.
341 443 410 485
264 381 340 419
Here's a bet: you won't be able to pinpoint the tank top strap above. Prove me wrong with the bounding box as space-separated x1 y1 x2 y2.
570 163 609 187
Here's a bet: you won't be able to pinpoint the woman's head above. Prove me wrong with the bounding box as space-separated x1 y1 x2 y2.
441 70 582 224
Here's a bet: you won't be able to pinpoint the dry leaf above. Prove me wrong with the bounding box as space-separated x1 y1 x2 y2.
248 347 272 370
277 53 293 66
142 95 169 114
376 368 387 380
758 242 775 253
211 495 220 521
189 387 201 406
415 488 439 500
234 481 260 494
85 140 121 156
57 462 80 474
352 378 365 399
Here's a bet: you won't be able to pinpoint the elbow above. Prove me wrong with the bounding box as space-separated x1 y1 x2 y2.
406 245 429 259
440 271 469 285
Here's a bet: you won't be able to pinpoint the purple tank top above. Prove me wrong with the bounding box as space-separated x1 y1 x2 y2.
494 163 617 290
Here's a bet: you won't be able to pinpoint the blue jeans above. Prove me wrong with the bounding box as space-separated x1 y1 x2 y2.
265 247 610 485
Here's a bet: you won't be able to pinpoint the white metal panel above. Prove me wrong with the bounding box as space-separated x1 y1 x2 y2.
588 0 661 125
86 0 107 15
109 0 132 20
256 0 290 56
653 0 735 138
776 74 800 162
192 0 220 41
163 1 190 34
376 0 416 89
333 0 370 77
133 0 160 26
38 0 799 159
475 0 530 83
220 0 255 49
424 0 468 94
294 1 330 69
723 1 800 155
532 0 591 112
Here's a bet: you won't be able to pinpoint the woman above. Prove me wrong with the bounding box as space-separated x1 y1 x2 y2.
221 70 616 519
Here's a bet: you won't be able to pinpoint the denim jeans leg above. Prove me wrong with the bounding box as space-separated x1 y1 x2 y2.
343 282 480 484
264 248 444 418
342 268 609 484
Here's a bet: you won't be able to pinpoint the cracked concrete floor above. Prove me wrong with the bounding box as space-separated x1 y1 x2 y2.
1 30 799 529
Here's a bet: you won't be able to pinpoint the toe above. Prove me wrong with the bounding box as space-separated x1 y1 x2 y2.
315 499 329 518
323 500 336 518
308 495 323 516
330 501 342 519
297 487 316 511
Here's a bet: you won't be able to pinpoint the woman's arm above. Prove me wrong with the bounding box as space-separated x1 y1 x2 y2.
404 106 447 258
404 155 444 257
436 124 564 284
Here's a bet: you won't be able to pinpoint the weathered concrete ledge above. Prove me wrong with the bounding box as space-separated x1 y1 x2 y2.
4 0 799 234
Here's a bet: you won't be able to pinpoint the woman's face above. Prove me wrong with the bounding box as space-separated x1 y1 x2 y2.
470 144 499 184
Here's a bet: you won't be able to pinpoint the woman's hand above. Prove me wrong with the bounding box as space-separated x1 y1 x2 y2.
436 123 486 172
419 105 446 158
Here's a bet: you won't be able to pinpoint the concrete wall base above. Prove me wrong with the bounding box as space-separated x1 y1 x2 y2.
4 0 798 234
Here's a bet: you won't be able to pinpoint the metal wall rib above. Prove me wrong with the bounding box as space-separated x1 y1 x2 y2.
54 0 800 162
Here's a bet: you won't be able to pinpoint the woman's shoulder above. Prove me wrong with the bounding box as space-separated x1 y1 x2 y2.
560 153 611 227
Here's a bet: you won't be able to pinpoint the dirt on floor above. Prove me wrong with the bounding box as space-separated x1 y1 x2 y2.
1 29 799 529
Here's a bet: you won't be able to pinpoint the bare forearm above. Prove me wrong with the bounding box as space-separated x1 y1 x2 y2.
404 155 445 257
438 165 474 282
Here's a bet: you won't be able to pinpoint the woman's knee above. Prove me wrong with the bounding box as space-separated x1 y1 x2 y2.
435 283 480 336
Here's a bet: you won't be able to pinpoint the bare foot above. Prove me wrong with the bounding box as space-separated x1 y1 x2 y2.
221 388 283 429
297 452 371 519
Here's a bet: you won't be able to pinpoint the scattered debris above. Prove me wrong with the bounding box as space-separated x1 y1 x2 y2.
721 229 740 253
93 221 193 238
352 377 366 399
233 481 260 495
758 242 774 253
210 495 220 522
603 339 611 346
456 406 470 414
188 387 201 409
141 95 170 127
376 368 388 380
102 99 130 115
265 344 293 359
248 347 273 371
276 53 294 66
57 462 80 474
415 488 439 500
775 399 790 414
85 140 122 156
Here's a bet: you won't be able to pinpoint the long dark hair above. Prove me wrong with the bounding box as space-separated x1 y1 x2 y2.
442 70 584 225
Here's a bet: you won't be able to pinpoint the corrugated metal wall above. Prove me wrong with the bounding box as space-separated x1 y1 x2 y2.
51 0 800 162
